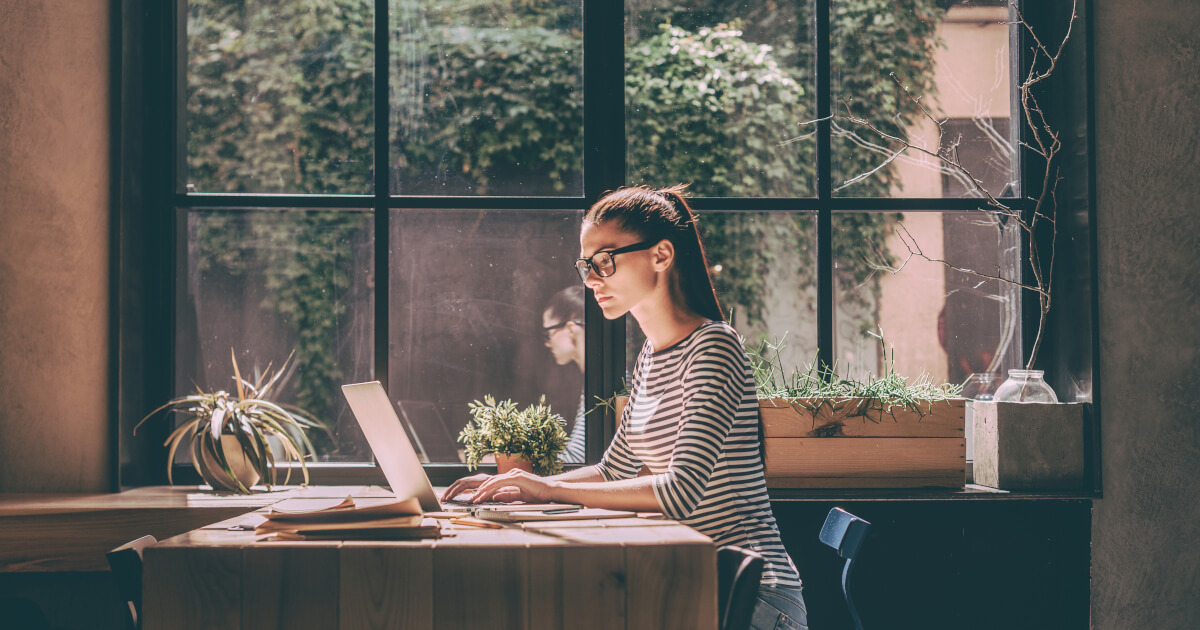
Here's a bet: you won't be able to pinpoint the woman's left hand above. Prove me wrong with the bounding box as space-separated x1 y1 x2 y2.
470 469 557 504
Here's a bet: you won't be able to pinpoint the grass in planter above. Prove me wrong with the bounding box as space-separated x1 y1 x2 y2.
749 331 963 427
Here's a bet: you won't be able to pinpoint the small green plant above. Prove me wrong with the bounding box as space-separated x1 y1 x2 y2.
134 350 329 494
458 396 569 476
748 330 963 422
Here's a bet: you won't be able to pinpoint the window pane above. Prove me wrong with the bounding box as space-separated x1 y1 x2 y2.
623 212 819 381
389 210 584 464
625 1 816 197
177 209 375 463
831 0 1017 198
389 1 584 196
186 1 375 194
832 210 1022 385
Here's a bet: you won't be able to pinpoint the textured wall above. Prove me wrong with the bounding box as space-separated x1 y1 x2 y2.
1093 0 1200 628
0 0 111 492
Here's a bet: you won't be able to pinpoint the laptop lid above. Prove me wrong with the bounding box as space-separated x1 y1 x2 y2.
341 381 443 513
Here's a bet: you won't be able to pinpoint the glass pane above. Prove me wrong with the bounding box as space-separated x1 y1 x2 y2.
177 209 375 463
390 210 584 464
623 212 819 382
186 1 375 194
832 210 1022 385
389 1 584 196
831 0 1017 198
625 1 817 197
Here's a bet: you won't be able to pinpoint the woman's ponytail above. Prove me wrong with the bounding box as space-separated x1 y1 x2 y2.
658 188 725 323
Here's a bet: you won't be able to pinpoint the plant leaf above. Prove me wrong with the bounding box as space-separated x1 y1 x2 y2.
231 348 246 402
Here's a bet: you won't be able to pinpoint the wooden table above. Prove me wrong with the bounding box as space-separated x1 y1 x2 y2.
142 505 717 630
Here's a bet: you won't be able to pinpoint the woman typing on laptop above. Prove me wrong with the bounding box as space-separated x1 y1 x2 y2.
441 186 808 630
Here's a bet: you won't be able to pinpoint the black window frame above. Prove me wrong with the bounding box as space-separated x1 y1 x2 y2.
113 0 1100 494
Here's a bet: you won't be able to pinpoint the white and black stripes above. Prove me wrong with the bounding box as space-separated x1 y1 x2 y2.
596 321 802 587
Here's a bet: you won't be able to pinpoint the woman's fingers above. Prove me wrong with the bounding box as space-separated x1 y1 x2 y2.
441 473 490 501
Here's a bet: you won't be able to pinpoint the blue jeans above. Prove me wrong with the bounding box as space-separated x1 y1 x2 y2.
749 585 809 630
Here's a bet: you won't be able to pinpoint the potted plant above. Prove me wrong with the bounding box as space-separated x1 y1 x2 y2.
458 396 569 476
134 350 327 494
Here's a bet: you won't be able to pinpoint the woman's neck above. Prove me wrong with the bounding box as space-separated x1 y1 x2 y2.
631 295 710 352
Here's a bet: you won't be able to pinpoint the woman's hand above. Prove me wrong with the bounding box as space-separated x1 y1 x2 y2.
469 469 558 504
440 473 493 502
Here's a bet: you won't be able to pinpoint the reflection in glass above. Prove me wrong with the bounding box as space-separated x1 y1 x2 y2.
186 0 375 194
623 212 818 382
833 211 1021 383
625 0 816 197
831 0 1016 198
389 0 583 195
178 209 374 462
389 210 583 464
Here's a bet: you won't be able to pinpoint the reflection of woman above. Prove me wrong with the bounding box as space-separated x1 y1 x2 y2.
542 286 586 463
445 186 806 628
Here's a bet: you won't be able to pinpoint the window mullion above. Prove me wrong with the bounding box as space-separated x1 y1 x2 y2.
583 0 627 463
816 0 834 373
374 0 390 392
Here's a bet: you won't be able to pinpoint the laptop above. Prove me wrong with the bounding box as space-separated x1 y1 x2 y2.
341 381 574 513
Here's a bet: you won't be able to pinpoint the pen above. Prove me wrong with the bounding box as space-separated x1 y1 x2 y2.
541 507 582 515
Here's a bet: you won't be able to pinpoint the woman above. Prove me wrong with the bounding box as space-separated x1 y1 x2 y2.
542 285 586 463
443 186 807 630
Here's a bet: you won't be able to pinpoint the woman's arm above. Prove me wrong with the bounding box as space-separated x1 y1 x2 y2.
468 468 662 512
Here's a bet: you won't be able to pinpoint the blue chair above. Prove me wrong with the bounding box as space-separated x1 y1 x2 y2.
819 507 871 630
717 545 766 630
106 535 157 630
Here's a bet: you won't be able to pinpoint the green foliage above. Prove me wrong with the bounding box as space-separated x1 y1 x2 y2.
185 0 950 437
749 331 963 410
458 396 569 476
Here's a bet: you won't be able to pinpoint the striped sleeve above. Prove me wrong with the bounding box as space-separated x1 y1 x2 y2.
649 334 743 520
596 404 644 480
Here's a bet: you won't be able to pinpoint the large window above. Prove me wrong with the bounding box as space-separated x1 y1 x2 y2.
148 0 1087 479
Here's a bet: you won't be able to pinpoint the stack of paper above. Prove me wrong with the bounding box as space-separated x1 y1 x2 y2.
256 496 442 540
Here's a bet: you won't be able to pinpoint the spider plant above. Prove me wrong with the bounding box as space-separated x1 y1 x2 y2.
134 350 327 494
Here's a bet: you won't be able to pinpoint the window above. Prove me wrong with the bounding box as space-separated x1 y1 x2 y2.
128 0 1092 482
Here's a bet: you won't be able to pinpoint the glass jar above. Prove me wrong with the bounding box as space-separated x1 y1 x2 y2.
993 369 1059 403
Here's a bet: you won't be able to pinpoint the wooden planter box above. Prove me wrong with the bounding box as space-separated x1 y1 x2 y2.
972 401 1087 491
760 398 966 489
615 396 966 489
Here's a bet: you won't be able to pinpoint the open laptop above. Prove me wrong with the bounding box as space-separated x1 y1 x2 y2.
341 381 574 513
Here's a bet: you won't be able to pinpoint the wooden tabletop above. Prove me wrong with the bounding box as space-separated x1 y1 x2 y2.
142 498 717 630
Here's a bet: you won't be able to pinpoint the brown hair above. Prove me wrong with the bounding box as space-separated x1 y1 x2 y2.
583 185 724 322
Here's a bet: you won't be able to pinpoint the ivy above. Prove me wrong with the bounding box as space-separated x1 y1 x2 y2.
187 0 947 449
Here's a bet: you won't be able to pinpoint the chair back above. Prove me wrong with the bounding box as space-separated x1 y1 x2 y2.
106 535 157 630
717 545 765 630
819 507 871 630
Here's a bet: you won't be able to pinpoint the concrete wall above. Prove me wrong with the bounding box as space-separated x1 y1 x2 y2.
0 0 112 492
1092 0 1200 628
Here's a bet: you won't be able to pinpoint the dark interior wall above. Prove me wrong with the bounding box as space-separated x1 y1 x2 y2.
0 0 112 492
1092 0 1200 628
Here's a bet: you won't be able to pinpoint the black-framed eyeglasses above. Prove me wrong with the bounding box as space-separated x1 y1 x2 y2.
574 239 658 281
542 320 583 340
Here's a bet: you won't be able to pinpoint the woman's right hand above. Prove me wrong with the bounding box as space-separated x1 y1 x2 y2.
440 473 493 502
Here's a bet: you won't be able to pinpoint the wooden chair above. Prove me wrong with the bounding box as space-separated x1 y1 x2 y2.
717 545 766 630
819 507 871 630
106 535 157 630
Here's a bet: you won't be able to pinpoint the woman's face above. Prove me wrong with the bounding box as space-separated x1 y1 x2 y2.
579 220 663 320
542 308 578 365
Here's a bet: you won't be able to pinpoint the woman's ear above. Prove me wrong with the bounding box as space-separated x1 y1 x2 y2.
651 239 675 272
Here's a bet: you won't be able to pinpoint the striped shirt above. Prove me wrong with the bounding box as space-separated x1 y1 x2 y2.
562 392 587 463
596 321 802 587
